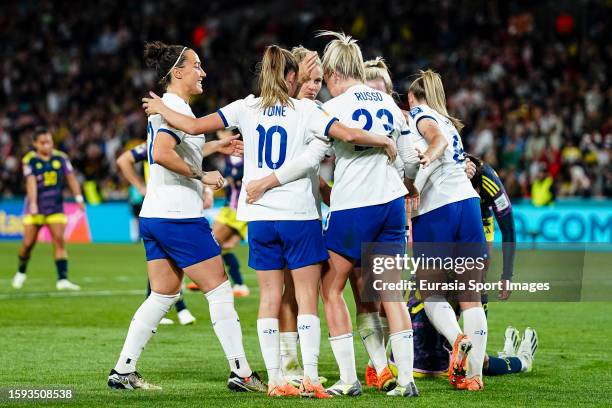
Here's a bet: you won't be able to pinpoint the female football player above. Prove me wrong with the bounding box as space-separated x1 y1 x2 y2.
108 41 266 393
407 69 488 391
275 46 332 387
315 35 421 397
354 56 414 388
13 127 84 291
116 135 242 325
245 34 422 398
142 44 395 398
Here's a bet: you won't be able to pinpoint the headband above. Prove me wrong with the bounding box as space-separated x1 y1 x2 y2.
165 47 187 78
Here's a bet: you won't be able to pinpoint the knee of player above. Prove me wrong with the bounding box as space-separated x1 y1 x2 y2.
21 241 36 252
322 289 345 306
259 292 282 311
293 285 318 302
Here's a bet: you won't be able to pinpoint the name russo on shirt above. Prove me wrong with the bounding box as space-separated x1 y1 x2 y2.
354 91 383 102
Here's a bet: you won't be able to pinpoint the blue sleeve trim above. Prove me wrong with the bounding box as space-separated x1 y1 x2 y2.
324 117 339 137
217 109 229 128
400 130 411 135
415 115 437 126
157 128 181 145
415 115 438 137
130 149 147 163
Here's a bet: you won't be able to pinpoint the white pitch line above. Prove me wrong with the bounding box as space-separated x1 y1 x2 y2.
0 289 144 300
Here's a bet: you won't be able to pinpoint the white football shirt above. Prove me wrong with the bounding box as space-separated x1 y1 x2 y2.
140 93 206 219
408 104 479 216
218 95 337 221
322 84 413 212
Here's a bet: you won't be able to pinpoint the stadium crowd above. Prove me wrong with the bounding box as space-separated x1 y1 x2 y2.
0 0 610 202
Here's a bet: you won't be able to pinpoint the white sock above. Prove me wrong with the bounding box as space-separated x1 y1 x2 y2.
205 280 251 378
114 291 179 373
424 298 462 345
297 315 321 381
356 313 387 375
257 318 282 385
389 330 414 386
280 331 301 374
380 315 390 351
329 333 358 383
518 355 531 372
463 307 488 377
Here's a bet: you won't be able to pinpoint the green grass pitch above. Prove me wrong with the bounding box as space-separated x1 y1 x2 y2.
1 242 611 407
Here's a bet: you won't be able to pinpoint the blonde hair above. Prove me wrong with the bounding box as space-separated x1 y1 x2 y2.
291 45 322 67
409 69 464 132
258 45 298 109
364 57 393 95
316 31 366 82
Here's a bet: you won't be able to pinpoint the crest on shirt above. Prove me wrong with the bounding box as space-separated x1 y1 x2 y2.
52 160 61 169
409 106 423 118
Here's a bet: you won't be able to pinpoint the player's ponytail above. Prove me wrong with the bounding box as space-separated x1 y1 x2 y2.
409 69 464 133
258 45 297 110
364 57 394 95
317 31 366 82
144 41 189 88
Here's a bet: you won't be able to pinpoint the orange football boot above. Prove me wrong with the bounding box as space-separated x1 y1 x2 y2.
300 377 332 399
268 383 300 397
376 367 397 391
365 364 378 387
448 334 472 388
456 375 484 391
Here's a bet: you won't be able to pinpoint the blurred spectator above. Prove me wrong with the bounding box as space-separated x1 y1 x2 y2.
531 164 555 206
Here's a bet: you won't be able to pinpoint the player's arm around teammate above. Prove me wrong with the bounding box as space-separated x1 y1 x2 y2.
242 55 399 203
109 41 266 393
143 93 397 163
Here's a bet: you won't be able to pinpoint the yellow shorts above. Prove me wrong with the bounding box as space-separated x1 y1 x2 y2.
215 207 247 239
23 213 67 226
483 216 495 243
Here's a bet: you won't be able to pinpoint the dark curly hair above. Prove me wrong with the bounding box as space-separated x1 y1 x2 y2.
143 41 190 88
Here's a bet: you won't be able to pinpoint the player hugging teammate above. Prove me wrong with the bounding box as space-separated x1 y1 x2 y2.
108 32 538 399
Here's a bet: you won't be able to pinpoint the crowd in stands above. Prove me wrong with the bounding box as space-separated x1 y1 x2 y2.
0 0 610 203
